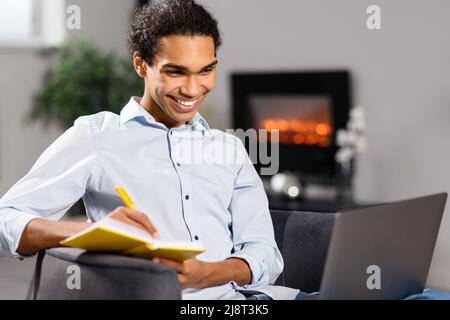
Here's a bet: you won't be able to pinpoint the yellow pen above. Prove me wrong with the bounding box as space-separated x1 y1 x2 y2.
115 186 136 210
114 186 160 238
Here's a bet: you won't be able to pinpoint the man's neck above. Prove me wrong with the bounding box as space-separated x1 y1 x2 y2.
138 94 182 129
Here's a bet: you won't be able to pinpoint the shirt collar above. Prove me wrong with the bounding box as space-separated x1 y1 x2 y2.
119 97 211 135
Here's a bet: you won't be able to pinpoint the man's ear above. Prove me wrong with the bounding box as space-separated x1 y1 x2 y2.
132 52 147 78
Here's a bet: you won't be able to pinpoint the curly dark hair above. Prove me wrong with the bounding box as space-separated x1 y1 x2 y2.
128 0 222 65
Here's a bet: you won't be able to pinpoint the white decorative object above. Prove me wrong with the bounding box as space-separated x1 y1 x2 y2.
335 106 367 172
270 171 302 199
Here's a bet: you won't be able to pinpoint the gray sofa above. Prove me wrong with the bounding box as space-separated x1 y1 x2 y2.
30 210 336 299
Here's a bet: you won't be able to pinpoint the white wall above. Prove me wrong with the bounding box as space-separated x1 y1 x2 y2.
1 0 450 292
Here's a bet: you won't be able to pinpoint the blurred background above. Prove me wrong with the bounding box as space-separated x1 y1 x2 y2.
1 0 450 299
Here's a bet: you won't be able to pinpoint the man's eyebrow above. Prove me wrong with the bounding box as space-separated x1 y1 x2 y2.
200 60 218 70
162 60 218 72
162 63 189 71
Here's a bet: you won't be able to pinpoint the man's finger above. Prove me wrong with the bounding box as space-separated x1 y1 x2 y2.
122 217 149 231
178 274 187 287
110 213 147 231
135 212 160 238
122 208 159 237
156 257 184 272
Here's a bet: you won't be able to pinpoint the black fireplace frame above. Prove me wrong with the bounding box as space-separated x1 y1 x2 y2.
231 70 352 183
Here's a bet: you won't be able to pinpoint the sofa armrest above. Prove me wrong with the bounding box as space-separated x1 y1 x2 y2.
270 210 336 292
31 247 181 300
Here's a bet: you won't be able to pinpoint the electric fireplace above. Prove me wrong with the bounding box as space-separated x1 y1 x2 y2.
232 71 352 184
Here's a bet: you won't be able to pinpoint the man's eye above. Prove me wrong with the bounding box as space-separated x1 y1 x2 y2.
201 68 213 74
166 71 183 76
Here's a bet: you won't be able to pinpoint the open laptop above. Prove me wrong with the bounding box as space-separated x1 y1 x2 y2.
302 192 447 300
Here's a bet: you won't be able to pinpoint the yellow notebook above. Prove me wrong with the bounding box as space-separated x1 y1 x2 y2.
60 217 206 261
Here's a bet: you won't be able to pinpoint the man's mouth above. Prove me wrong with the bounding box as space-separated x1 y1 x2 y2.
168 96 199 113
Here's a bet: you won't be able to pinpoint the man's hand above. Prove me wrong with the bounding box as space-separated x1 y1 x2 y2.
17 206 159 255
108 206 159 238
154 257 252 289
154 257 207 289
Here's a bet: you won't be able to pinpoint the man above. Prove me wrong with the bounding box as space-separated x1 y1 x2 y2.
0 0 298 300
0 0 448 300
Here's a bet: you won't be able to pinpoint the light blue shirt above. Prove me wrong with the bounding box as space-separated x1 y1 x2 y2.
0 97 299 299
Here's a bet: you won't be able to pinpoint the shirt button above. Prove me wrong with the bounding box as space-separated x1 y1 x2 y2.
194 235 199 241
176 162 181 166
185 195 190 200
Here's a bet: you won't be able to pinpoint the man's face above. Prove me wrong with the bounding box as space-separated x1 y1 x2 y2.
141 35 217 128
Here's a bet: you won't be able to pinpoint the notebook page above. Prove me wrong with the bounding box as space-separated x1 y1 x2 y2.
99 217 155 243
151 239 205 250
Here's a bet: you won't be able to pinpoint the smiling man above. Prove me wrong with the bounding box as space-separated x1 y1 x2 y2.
1 0 448 302
0 0 299 300
133 35 218 128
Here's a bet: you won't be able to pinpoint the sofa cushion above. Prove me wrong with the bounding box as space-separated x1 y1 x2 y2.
270 210 336 292
33 247 181 299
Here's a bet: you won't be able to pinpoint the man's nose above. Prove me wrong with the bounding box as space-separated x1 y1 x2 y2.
180 75 202 98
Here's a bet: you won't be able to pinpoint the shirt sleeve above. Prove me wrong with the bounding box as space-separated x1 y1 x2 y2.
0 116 99 258
227 137 284 288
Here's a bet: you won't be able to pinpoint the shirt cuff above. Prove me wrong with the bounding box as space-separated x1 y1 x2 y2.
228 249 269 289
0 208 40 259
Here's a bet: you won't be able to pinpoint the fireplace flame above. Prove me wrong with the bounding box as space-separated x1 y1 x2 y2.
260 119 332 147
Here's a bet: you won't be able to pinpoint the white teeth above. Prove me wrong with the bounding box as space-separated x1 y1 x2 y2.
175 98 197 107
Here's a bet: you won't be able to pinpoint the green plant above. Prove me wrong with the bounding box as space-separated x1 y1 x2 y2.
30 38 143 128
